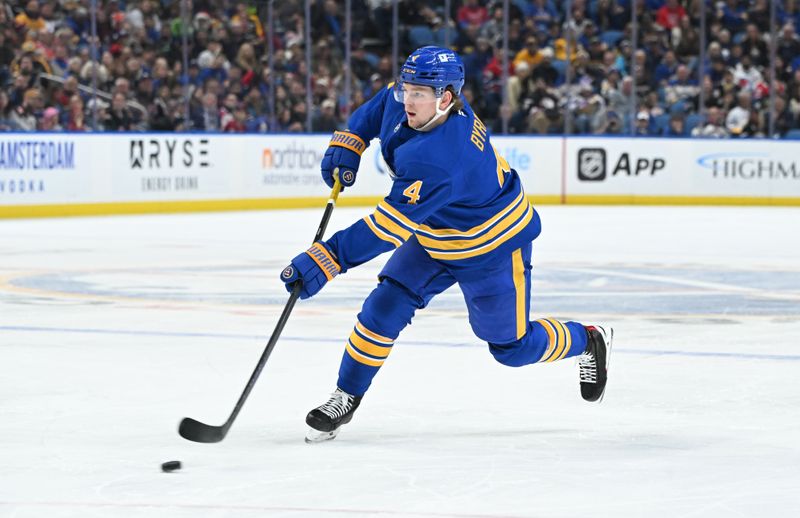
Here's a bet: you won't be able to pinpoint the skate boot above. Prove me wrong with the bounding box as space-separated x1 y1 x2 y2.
305 387 362 443
578 325 613 402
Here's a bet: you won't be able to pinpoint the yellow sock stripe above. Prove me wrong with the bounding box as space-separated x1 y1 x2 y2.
377 200 419 231
355 322 394 344
536 318 557 362
417 190 524 237
373 208 413 240
305 243 340 281
329 131 366 155
363 216 403 247
544 318 566 362
554 320 572 361
345 341 384 367
512 249 526 340
349 332 392 359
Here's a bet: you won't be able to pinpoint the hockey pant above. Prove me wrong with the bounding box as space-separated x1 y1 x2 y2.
336 237 588 397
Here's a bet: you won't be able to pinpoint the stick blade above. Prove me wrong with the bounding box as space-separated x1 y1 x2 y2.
178 417 227 443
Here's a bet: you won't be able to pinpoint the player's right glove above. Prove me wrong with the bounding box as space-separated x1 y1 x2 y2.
280 242 341 300
320 130 366 190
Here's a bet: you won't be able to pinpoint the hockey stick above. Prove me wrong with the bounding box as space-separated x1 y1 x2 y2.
179 176 343 443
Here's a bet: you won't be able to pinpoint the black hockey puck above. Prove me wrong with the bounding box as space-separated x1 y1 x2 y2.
161 460 182 472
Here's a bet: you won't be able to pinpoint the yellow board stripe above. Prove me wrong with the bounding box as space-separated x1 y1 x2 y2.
377 200 419 231
373 208 412 240
349 333 392 359
417 198 529 250
425 206 533 260
345 341 384 367
356 322 394 344
3 194 798 220
512 249 526 340
363 216 403 247
417 190 524 237
536 318 557 362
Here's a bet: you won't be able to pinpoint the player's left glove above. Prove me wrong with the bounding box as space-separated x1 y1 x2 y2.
320 130 366 191
280 242 341 300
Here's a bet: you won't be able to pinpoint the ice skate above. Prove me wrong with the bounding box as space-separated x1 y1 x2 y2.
305 388 362 443
578 325 613 402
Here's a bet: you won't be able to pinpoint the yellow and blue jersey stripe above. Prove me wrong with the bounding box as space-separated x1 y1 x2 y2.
415 190 535 261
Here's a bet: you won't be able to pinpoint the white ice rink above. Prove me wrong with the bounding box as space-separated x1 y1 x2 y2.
1 205 799 518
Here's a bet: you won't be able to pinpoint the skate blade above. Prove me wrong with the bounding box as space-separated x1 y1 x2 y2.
305 427 340 444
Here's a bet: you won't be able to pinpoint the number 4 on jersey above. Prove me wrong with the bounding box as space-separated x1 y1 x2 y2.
402 180 423 204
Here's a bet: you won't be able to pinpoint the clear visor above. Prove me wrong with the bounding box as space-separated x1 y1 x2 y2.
393 81 440 103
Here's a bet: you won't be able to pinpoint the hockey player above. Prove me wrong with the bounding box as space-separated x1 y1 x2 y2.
280 46 613 443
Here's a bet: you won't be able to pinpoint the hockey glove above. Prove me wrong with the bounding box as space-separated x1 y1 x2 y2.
280 242 341 300
320 130 366 190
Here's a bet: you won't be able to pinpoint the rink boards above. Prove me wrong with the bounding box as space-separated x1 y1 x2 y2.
1 133 799 218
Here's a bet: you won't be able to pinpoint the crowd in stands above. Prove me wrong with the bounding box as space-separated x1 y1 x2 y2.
2 0 800 137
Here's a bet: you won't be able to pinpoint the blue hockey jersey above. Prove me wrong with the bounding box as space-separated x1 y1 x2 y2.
326 85 541 272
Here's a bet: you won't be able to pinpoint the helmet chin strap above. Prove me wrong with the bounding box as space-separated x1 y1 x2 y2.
412 99 455 132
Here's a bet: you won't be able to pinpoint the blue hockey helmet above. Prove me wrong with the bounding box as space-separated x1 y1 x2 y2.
397 46 465 98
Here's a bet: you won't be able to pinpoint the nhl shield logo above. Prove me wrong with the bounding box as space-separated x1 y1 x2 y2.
281 266 294 279
577 148 607 181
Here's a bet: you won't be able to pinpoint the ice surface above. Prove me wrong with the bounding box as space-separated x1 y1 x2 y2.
1 205 799 518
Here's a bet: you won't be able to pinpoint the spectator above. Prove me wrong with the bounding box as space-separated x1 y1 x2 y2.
605 75 636 124
9 87 41 130
726 90 755 136
663 113 686 137
531 47 558 86
513 36 544 70
692 107 730 138
740 23 769 68
655 0 686 31
106 92 134 131
767 96 797 137
457 0 489 29
731 54 764 93
0 90 11 130
39 106 62 131
777 23 800 68
313 98 339 132
192 91 220 131
506 61 532 113
664 64 699 107
14 0 46 32
634 111 653 135
529 0 558 32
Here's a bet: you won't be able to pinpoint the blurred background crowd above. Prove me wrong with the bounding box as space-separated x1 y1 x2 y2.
2 0 800 137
